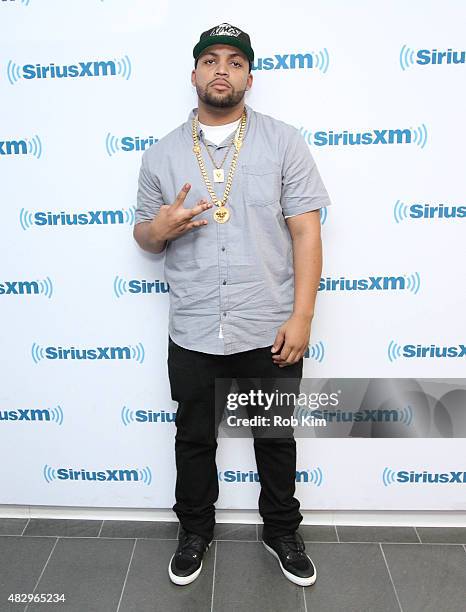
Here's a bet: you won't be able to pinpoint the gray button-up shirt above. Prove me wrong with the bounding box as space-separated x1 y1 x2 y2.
134 104 332 355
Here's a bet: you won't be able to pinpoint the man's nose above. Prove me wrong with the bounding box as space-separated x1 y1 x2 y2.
215 62 229 76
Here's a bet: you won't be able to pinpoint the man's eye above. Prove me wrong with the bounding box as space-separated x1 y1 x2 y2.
204 59 215 64
232 62 242 67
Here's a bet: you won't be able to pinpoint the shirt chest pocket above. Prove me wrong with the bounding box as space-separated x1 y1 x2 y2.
242 162 281 207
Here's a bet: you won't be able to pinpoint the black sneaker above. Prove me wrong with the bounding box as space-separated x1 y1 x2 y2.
168 528 213 585
262 530 316 586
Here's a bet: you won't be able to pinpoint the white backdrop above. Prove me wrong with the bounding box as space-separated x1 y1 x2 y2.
1 0 465 511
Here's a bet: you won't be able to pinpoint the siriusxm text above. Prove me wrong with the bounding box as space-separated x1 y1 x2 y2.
22 61 118 80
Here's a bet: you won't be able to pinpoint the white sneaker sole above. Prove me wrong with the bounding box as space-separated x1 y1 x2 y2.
262 541 317 587
168 541 213 586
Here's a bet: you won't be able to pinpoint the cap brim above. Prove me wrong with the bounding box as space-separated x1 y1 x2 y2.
193 35 254 63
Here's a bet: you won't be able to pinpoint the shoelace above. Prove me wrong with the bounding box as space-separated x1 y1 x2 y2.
177 531 209 559
278 532 306 561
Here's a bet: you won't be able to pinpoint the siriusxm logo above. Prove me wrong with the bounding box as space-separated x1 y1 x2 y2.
19 206 135 229
218 468 323 485
295 405 413 425
299 124 428 148
114 276 169 298
303 341 325 362
31 342 145 363
0 405 63 424
319 273 420 294
394 200 466 223
106 133 158 156
121 406 176 425
383 468 466 486
388 341 466 362
400 45 465 70
252 49 329 73
0 135 42 157
0 277 53 298
7 56 132 84
43 464 152 485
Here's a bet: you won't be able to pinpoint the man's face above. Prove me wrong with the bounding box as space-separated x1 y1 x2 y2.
191 44 253 109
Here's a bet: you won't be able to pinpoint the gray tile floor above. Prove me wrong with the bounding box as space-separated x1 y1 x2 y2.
0 519 465 612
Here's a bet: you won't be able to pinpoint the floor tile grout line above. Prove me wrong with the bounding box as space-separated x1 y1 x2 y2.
413 526 422 543
365 540 464 546
97 520 104 538
5 533 180 541
20 518 30 536
23 537 59 612
334 525 340 543
210 540 217 612
115 538 137 612
5 533 466 544
177 522 180 539
379 543 404 612
303 586 308 612
256 523 258 541
6 532 466 545
330 540 463 546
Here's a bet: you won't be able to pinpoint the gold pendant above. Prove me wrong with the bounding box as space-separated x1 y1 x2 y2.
213 168 224 183
214 207 230 223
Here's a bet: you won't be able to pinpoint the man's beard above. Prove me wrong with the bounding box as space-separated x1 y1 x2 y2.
196 83 246 108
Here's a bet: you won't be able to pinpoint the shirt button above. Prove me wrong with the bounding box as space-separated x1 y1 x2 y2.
223 312 227 317
222 280 226 285
221 246 225 251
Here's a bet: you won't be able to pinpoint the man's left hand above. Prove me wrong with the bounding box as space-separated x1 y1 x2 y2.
271 314 312 367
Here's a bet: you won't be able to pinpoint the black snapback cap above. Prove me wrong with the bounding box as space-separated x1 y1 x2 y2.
193 23 254 67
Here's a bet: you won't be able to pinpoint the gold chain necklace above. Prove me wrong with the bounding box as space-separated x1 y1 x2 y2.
192 108 246 223
201 133 236 183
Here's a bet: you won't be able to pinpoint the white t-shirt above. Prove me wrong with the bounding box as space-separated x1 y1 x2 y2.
198 117 296 220
198 118 241 146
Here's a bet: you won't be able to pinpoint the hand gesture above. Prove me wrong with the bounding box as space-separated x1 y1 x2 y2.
151 183 213 241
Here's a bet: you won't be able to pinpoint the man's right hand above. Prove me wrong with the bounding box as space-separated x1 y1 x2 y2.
149 183 213 242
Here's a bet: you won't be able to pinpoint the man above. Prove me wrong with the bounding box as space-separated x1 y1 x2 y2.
133 23 331 588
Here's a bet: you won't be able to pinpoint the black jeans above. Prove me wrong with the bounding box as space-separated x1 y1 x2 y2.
167 335 304 543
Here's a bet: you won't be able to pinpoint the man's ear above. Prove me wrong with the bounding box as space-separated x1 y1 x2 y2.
246 72 253 91
191 69 196 87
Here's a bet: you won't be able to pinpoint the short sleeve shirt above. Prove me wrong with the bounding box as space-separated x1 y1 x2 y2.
135 104 332 355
